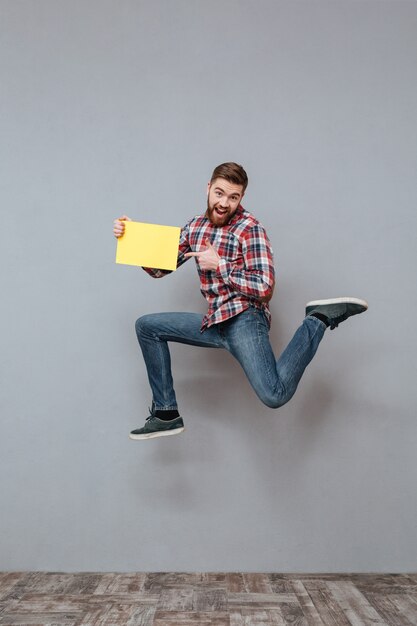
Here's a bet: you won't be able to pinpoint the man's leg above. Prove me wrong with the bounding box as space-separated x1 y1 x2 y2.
223 306 326 408
130 312 223 439
224 297 367 409
131 299 368 437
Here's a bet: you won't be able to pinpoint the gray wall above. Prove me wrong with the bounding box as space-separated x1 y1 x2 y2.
1 0 416 572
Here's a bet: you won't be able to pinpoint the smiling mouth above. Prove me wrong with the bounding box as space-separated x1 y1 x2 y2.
207 205 230 225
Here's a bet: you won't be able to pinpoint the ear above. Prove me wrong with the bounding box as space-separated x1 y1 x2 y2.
207 181 211 196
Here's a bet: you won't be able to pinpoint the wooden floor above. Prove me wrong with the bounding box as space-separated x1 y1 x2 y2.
0 572 416 625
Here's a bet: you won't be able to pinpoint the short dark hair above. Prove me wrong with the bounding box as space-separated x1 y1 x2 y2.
210 162 248 193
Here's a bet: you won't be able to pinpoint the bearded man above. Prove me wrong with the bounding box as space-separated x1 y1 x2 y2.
113 162 367 440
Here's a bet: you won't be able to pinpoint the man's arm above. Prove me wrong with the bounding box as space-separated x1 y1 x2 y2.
113 216 191 278
217 224 275 302
184 224 275 302
142 222 191 277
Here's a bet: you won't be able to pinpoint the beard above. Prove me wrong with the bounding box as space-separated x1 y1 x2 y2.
206 198 236 227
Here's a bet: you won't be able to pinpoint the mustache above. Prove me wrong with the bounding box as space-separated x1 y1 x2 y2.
207 202 230 213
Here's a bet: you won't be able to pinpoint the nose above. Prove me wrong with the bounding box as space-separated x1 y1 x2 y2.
219 197 229 208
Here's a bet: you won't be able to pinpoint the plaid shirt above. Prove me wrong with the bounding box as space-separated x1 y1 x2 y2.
143 205 275 331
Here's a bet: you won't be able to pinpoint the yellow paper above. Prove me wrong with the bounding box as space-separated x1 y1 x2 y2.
116 221 181 271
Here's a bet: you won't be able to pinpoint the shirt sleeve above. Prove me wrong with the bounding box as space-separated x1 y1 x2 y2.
215 224 275 301
142 221 191 278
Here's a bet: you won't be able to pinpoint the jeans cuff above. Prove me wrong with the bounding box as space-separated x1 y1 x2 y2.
153 405 179 411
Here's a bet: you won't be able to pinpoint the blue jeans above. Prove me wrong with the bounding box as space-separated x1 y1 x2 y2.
135 306 326 411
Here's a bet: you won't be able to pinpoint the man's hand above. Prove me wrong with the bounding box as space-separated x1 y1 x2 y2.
185 239 220 271
113 215 131 238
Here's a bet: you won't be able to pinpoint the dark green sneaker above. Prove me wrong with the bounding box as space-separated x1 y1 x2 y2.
305 297 368 330
129 414 185 440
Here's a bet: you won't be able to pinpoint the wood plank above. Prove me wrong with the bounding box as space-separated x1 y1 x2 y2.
153 610 230 625
0 573 44 602
291 580 326 626
230 608 286 625
228 592 297 609
388 594 417 625
268 575 296 594
0 572 103 600
405 574 417 584
0 573 27 601
156 587 194 611
225 574 246 592
301 586 352 626
193 588 228 611
326 581 388 626
353 574 417 596
3 593 158 613
65 573 103 595
279 574 360 581
278 601 309 626
363 592 417 626
202 573 227 586
242 574 273 594
143 573 203 591
75 603 156 626
125 605 157 626
0 612 79 625
93 573 147 594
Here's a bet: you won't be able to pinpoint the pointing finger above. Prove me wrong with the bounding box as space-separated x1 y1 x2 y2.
205 239 217 251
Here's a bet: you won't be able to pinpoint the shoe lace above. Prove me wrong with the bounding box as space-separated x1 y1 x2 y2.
329 312 349 330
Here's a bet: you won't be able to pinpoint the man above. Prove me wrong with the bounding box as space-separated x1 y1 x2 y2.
113 162 367 440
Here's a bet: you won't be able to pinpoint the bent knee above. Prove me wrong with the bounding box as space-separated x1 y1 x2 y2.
135 314 156 337
258 390 293 409
261 396 286 409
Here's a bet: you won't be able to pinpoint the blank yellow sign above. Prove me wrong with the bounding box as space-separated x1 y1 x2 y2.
116 221 181 271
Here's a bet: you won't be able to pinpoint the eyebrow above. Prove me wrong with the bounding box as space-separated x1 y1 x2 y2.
214 186 241 198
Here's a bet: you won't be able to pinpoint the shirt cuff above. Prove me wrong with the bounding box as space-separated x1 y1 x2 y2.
216 258 233 283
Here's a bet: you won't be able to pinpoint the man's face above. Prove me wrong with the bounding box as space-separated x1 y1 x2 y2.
206 178 244 227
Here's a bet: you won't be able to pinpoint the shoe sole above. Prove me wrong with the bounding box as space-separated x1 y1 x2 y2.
129 426 185 440
306 297 368 309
